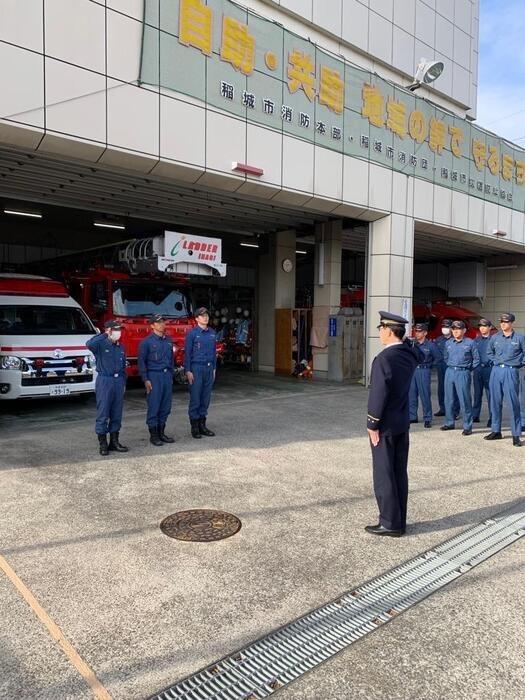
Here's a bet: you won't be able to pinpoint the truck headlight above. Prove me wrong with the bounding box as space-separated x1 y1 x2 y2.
1 356 22 370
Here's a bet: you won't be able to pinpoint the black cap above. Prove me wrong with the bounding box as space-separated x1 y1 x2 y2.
499 313 515 322
148 314 165 324
478 318 492 327
377 311 408 329
414 323 428 332
195 306 209 317
104 319 122 330
441 319 453 328
451 320 465 329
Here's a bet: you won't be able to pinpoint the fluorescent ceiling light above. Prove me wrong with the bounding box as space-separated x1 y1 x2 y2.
296 250 308 254
240 242 259 248
486 265 517 271
94 221 126 230
4 209 42 218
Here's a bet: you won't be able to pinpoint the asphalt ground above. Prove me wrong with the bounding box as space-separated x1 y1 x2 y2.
0 368 524 700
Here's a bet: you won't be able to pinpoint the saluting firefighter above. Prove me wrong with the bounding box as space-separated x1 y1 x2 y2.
472 318 493 427
485 313 525 447
138 314 175 446
184 307 217 439
440 320 480 435
409 322 441 428
86 320 128 456
365 311 420 538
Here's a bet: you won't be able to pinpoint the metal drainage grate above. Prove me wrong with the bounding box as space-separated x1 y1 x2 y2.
151 506 525 700
160 510 242 542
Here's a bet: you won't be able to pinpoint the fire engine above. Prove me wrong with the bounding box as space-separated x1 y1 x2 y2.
65 231 227 382
0 274 97 399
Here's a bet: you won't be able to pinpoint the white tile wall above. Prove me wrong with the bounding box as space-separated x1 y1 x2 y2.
436 0 455 19
312 0 342 37
483 201 499 235
282 135 314 193
433 184 452 225
369 12 393 64
497 205 512 239
343 155 369 207
314 147 343 200
370 0 394 22
0 43 44 127
451 190 469 229
511 211 525 244
160 96 205 166
454 0 472 34
368 162 392 211
0 0 43 53
246 123 282 186
45 0 106 74
342 0 369 52
415 1 435 47
206 111 246 174
393 26 416 76
452 63 470 104
453 26 471 69
107 0 144 22
413 178 434 220
435 14 454 57
281 0 313 21
467 195 483 232
392 171 408 214
107 10 144 85
46 59 106 142
107 80 159 155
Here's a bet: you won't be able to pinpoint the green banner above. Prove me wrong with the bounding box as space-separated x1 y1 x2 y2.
140 0 525 213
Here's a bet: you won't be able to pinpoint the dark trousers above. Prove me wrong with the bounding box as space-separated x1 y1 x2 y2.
146 371 173 428
188 364 214 420
489 366 521 436
445 368 473 430
409 367 432 422
472 365 492 421
371 431 409 531
95 375 126 434
437 362 459 414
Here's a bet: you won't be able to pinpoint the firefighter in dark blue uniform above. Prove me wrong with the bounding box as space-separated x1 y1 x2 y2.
409 322 441 428
485 313 525 447
138 314 175 446
472 318 493 426
440 320 480 435
434 319 459 418
86 319 128 456
366 311 419 537
184 307 217 439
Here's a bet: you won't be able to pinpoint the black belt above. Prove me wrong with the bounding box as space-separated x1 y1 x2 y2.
495 364 518 368
416 365 431 369
449 366 470 371
149 368 171 373
98 373 124 378
192 361 213 367
480 363 491 368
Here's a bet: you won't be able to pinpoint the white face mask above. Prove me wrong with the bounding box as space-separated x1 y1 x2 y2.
110 330 122 341
441 327 451 336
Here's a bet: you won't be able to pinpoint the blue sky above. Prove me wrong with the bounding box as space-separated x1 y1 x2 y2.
476 0 525 145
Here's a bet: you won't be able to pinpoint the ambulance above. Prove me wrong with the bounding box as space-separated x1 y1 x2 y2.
0 274 97 399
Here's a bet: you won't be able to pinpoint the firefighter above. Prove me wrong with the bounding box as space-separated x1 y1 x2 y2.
86 320 128 456
184 307 217 439
440 320 480 435
472 318 493 426
138 314 175 446
409 322 441 428
434 319 459 418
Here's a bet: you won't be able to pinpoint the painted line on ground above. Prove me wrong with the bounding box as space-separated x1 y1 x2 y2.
0 553 112 700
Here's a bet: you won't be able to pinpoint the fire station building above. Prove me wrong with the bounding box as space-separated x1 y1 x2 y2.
2 0 525 381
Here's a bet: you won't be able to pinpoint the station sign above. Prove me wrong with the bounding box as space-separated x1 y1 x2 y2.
140 0 525 214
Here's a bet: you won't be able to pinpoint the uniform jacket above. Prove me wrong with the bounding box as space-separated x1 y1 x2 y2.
474 334 493 367
138 333 174 381
443 337 480 369
486 330 525 368
434 334 449 363
367 340 419 435
86 333 126 377
184 325 217 372
413 338 441 368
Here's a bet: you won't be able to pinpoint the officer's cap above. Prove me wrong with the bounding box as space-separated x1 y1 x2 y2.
451 320 465 329
499 313 515 322
148 314 165 324
377 310 408 329
104 319 122 330
195 306 209 317
414 322 428 332
478 318 492 327
441 319 453 328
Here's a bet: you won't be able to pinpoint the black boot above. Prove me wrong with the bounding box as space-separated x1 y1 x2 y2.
98 434 109 456
149 427 164 446
158 424 175 443
199 417 215 436
191 419 202 439
109 432 128 452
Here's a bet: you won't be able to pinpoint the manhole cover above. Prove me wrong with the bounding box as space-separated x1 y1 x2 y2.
160 509 242 542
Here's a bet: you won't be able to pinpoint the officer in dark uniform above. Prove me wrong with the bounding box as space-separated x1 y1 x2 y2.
184 307 217 439
472 318 493 427
434 319 459 418
86 320 128 456
366 311 420 537
485 313 525 447
440 320 479 435
138 314 175 446
409 322 441 428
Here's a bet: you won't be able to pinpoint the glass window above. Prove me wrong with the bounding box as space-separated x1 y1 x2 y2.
0 305 94 335
112 282 191 318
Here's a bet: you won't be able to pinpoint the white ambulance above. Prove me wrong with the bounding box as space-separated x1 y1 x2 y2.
0 274 97 399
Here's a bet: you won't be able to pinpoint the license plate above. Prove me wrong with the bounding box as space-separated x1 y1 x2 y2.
50 385 70 396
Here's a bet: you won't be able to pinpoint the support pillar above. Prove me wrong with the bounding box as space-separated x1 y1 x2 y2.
312 220 342 379
365 214 414 383
256 230 296 373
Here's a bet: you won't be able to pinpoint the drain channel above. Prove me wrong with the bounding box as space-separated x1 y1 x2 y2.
151 506 525 700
